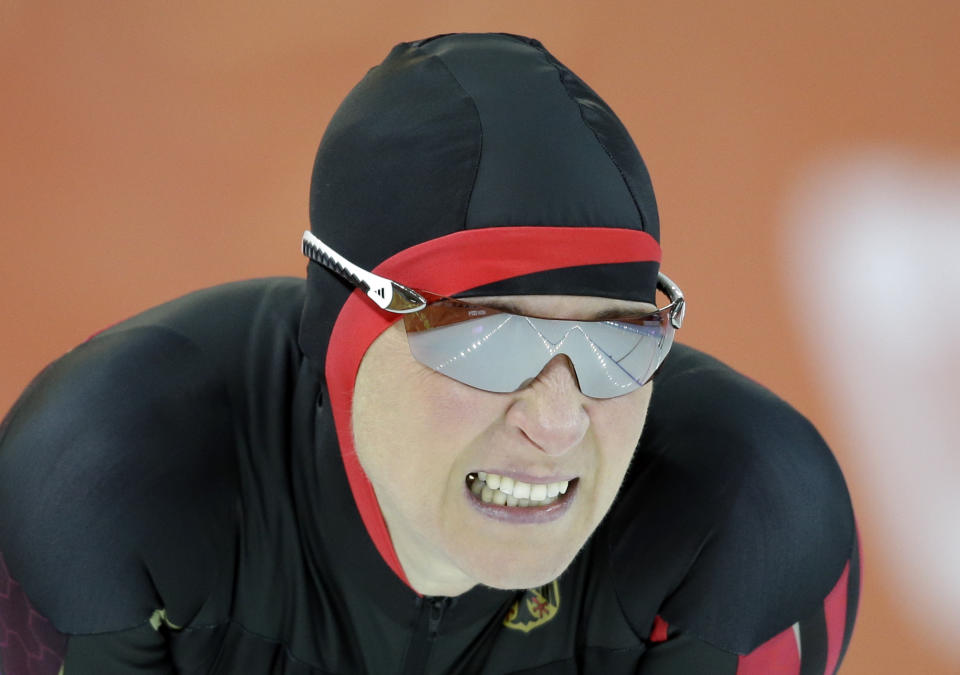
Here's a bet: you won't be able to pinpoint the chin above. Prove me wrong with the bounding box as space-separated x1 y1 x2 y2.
466 548 578 591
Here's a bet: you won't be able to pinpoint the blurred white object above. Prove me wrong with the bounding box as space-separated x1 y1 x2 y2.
782 149 960 659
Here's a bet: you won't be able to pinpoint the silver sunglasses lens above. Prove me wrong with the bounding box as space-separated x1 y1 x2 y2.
405 312 674 398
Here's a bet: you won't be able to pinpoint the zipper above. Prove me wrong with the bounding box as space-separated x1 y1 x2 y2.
426 596 446 638
400 596 450 674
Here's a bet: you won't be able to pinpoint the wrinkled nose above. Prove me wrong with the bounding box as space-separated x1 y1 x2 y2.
505 355 589 455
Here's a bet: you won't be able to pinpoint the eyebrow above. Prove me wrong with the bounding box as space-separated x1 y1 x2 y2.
472 300 648 322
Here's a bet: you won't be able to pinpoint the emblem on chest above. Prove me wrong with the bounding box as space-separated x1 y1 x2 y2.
503 580 560 633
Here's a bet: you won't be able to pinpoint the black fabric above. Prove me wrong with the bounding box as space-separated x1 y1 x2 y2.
63 624 172 674
457 261 660 305
415 34 653 237
634 633 739 674
798 611 829 675
0 326 237 633
301 33 661 362
0 279 859 674
612 346 856 653
309 33 657 266
841 529 861 666
308 41 482 271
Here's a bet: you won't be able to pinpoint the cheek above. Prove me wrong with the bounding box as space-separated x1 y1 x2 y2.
589 386 653 463
418 373 501 431
353 327 500 481
352 329 424 475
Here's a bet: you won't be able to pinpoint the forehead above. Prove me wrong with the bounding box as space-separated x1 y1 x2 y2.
461 294 657 321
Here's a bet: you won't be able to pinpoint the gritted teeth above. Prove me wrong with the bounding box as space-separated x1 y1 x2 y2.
466 472 572 507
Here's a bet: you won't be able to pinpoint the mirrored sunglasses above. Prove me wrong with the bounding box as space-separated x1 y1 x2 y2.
302 231 685 399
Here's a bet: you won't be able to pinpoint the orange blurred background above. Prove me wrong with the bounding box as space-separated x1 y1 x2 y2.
2 3 958 672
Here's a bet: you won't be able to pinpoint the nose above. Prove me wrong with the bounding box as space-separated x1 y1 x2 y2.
505 355 590 455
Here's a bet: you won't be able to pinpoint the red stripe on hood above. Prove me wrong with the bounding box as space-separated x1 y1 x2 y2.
325 226 660 589
736 625 801 674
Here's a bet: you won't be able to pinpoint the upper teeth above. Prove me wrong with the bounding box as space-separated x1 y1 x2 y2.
470 472 570 507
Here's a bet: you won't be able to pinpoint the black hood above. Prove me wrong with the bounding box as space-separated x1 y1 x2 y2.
299 33 661 365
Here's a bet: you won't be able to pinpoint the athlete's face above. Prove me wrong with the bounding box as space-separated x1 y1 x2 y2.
352 294 655 596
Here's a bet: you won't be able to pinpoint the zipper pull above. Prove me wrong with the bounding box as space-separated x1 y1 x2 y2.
427 597 448 639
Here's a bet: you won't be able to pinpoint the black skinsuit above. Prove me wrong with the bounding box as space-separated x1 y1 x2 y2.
0 278 858 674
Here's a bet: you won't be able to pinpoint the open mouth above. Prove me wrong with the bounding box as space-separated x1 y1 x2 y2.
466 472 578 508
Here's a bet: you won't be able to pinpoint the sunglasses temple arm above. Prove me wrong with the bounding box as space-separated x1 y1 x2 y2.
301 231 426 313
657 272 686 330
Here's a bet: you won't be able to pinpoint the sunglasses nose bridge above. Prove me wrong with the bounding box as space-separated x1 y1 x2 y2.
522 319 591 393
535 352 582 389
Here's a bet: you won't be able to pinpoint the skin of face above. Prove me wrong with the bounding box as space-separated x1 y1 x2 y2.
352 294 656 597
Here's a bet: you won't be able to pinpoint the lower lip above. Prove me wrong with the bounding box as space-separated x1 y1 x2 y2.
464 479 578 524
